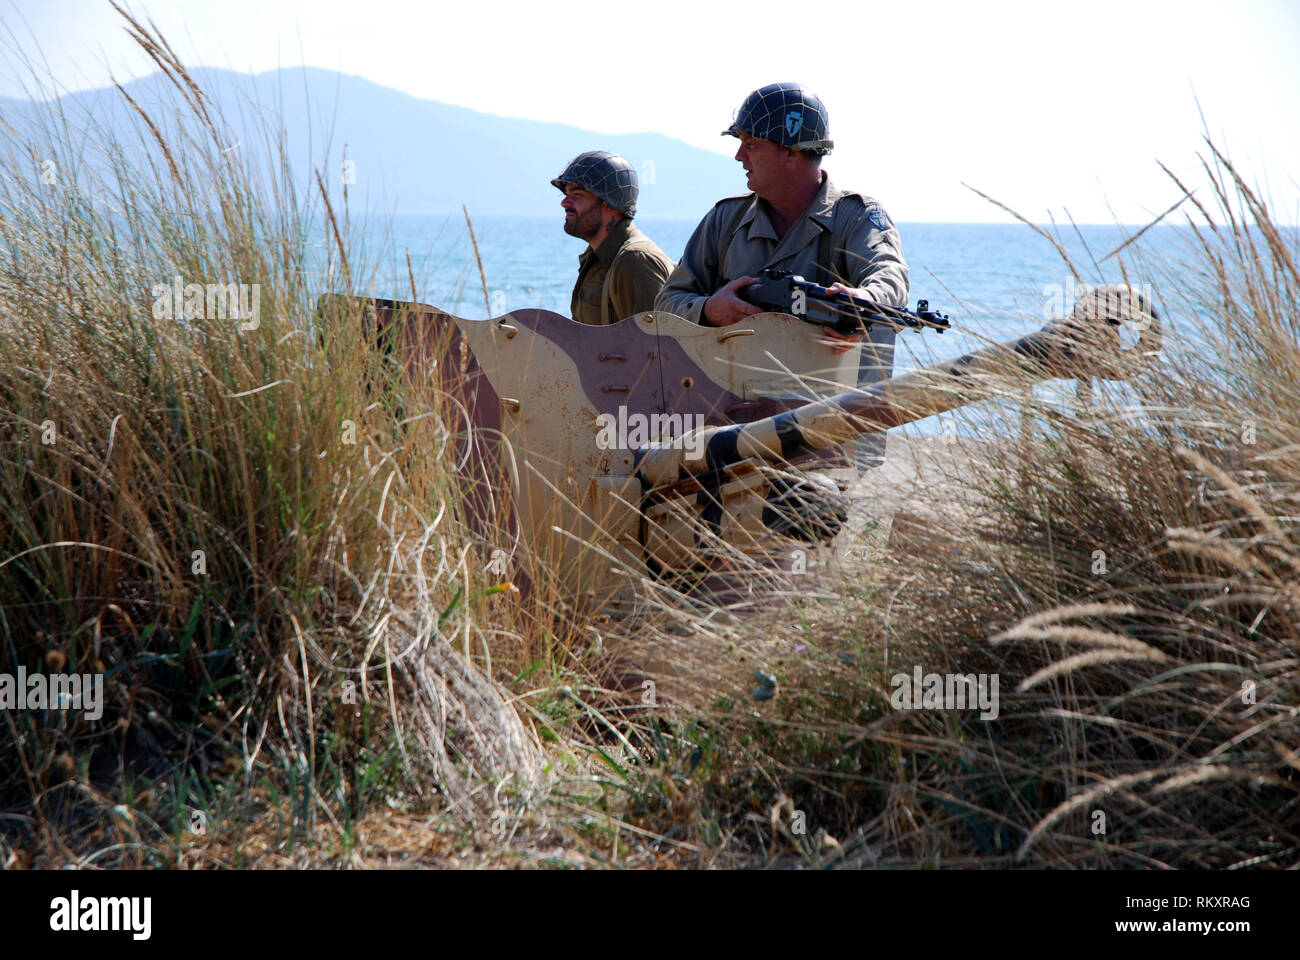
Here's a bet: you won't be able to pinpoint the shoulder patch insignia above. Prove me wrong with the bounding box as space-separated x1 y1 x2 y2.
868 209 891 231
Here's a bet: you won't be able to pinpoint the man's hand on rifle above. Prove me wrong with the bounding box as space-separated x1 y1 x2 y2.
704 276 764 327
820 282 867 354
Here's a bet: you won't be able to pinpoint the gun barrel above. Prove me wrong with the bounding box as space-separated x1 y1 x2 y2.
635 284 1160 488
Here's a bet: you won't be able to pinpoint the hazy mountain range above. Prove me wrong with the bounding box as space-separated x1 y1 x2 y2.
0 66 743 220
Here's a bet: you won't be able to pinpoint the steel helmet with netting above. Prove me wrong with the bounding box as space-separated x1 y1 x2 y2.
551 151 639 218
722 83 833 155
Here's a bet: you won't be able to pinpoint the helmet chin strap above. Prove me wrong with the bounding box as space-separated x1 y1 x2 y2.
791 138 834 154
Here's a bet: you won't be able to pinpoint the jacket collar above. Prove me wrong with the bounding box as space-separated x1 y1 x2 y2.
742 172 840 243
581 216 637 269
806 172 842 229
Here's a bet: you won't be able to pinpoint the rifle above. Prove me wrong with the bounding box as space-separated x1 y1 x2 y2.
738 269 950 336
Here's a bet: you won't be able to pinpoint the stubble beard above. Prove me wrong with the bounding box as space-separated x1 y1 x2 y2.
563 205 604 241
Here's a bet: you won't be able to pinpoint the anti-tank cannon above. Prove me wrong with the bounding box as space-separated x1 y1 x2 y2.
319 282 1159 605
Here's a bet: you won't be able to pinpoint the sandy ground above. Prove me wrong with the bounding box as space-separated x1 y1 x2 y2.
839 432 994 559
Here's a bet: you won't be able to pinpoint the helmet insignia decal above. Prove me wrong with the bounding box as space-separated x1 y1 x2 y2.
723 84 833 155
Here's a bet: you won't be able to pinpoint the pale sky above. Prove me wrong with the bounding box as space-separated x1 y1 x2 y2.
2 0 1298 223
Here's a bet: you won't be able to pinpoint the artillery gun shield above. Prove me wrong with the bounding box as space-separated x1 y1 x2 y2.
331 298 871 601
454 308 868 601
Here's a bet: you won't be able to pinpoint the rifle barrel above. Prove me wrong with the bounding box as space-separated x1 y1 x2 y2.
741 273 948 332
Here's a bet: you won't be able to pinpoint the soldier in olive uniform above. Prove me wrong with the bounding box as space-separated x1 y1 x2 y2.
553 151 674 326
654 83 909 471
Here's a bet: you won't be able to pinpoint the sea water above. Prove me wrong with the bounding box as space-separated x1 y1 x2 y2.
338 214 1207 436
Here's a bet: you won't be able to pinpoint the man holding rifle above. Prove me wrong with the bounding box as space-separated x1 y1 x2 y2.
654 82 909 470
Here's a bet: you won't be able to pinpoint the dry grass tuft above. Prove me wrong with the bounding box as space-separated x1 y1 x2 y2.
600 142 1300 869
0 10 548 866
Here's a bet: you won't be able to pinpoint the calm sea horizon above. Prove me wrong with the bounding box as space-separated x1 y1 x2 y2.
343 214 1200 375
324 213 1220 437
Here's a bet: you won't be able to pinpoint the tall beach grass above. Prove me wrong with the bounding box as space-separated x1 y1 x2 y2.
0 7 1296 869
611 148 1300 868
0 9 549 867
